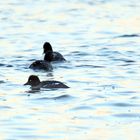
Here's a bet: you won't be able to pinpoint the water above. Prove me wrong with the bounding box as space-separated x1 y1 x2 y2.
0 0 140 139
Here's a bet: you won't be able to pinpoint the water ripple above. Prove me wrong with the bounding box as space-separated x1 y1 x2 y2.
112 58 135 63
113 113 140 118
76 64 105 68
33 94 73 101
0 105 12 109
111 103 139 107
0 80 5 84
69 105 94 111
117 34 139 38
0 63 13 67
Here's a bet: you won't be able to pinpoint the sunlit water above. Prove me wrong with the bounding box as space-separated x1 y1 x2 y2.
0 0 140 140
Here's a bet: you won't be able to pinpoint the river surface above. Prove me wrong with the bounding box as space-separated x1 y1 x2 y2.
0 0 140 140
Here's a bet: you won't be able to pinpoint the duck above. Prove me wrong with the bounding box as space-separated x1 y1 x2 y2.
43 42 66 62
29 51 53 71
24 75 69 89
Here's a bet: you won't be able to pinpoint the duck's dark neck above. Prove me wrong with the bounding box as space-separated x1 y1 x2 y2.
44 51 53 62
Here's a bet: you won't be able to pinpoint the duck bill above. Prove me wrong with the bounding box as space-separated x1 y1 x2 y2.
24 82 29 85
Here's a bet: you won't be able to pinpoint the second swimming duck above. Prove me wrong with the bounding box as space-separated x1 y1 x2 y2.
43 42 66 62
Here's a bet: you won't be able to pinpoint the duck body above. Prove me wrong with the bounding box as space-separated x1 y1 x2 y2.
44 51 65 62
40 80 69 88
51 51 66 61
29 60 52 71
24 75 69 89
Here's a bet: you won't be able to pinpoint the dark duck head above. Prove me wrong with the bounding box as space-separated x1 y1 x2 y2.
24 75 40 86
43 42 53 54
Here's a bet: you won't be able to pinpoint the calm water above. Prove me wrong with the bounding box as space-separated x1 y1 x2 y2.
0 0 140 140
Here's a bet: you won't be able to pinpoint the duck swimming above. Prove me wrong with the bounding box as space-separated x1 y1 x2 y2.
24 75 69 89
29 51 53 71
43 42 66 62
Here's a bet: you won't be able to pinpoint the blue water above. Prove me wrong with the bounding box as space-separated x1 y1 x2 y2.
0 0 140 140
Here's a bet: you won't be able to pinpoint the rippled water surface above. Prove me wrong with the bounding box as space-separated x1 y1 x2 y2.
0 0 140 140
